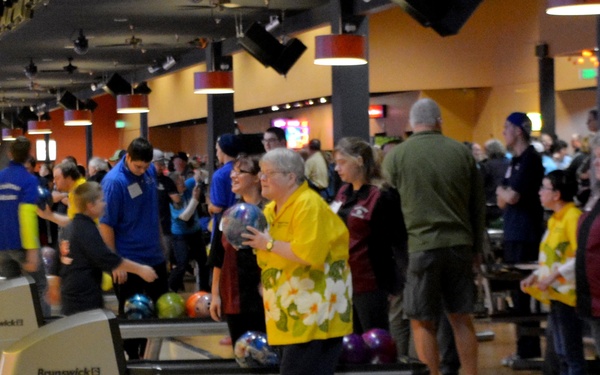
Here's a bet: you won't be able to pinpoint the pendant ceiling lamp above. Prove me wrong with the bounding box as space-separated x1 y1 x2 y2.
116 93 149 114
193 71 234 94
2 128 23 141
314 34 368 66
64 108 92 126
547 0 600 15
27 119 52 134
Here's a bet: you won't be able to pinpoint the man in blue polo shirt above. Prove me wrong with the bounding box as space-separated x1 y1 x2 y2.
0 136 50 317
99 137 168 359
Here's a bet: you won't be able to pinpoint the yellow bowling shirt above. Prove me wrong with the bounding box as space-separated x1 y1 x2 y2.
523 202 581 307
257 181 353 345
67 177 87 219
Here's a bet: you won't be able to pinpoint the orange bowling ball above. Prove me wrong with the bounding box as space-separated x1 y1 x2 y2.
186 291 208 318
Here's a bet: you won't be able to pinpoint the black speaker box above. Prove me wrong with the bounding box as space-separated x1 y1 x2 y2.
272 38 307 76
237 133 266 155
83 98 98 112
391 0 482 36
102 73 132 96
58 91 86 110
238 22 283 67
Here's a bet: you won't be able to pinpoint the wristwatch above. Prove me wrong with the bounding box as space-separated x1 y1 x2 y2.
266 239 274 252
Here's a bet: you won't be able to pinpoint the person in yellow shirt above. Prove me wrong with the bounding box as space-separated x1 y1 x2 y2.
521 170 585 374
243 147 352 375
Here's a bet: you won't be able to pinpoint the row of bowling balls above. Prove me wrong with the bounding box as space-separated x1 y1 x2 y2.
341 329 397 364
124 291 212 320
233 329 397 368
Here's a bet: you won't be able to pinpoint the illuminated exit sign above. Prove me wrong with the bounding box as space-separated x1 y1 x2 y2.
580 68 597 80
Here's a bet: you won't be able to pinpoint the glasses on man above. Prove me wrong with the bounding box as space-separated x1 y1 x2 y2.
262 138 279 144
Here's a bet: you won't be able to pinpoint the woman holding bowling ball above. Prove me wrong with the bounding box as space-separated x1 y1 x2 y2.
243 148 352 375
330 137 407 334
208 154 267 345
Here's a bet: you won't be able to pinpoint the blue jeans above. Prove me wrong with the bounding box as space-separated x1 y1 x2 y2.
550 301 586 375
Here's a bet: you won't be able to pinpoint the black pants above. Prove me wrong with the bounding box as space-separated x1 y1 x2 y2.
503 241 542 358
225 311 266 347
279 337 343 375
115 262 169 359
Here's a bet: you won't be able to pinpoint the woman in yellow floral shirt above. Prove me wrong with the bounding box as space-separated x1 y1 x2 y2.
521 170 585 374
243 147 352 375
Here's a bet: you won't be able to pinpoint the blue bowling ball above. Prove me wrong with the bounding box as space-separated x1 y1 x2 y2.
222 203 268 249
37 186 53 210
234 331 279 368
41 246 57 275
124 294 155 320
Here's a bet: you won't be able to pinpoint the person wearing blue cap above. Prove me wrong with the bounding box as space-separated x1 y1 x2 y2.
496 112 545 365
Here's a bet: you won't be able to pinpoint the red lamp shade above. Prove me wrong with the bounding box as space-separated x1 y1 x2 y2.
547 0 600 15
2 128 23 141
27 120 52 134
116 94 149 114
193 71 234 94
314 34 368 66
64 109 92 126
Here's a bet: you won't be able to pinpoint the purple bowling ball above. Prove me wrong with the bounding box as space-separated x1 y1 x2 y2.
340 333 369 364
361 328 397 364
222 203 268 249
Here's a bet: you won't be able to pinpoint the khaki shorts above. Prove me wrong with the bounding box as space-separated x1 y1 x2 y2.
403 246 475 321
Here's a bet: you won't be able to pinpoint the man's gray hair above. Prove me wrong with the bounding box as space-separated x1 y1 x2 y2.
409 98 441 128
89 156 109 172
261 148 305 185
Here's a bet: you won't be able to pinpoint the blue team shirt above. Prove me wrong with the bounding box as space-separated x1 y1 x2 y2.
0 161 39 251
100 158 164 265
209 161 236 210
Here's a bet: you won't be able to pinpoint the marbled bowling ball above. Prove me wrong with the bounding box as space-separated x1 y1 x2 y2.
124 294 155 320
361 328 397 364
222 203 267 249
37 186 53 210
186 291 208 318
194 292 212 318
340 333 369 364
234 331 279 368
156 292 185 318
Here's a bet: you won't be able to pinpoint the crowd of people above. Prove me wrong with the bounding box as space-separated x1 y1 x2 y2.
4 98 600 374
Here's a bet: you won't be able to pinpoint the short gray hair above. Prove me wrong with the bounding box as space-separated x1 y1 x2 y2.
88 156 109 172
409 98 441 128
261 148 305 185
484 139 506 159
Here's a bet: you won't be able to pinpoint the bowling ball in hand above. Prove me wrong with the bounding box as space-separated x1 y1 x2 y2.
221 203 267 249
186 291 208 318
37 186 53 210
234 331 279 368
124 294 155 320
361 328 397 364
41 246 57 275
156 292 185 318
340 333 369 364
194 292 212 318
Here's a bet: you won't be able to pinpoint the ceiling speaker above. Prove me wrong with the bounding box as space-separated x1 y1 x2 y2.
58 91 85 110
102 73 132 96
272 38 307 76
238 22 283 67
391 0 482 36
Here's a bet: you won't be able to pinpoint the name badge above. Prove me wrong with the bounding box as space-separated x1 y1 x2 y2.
128 182 143 199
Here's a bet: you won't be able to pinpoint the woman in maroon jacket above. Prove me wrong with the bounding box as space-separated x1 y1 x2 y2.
208 154 267 345
331 137 407 334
